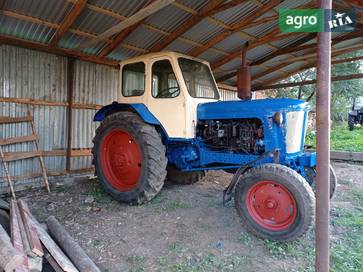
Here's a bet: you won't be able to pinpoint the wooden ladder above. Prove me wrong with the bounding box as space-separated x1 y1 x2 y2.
0 112 50 198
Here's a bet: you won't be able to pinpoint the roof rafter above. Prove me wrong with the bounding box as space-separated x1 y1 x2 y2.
49 0 87 47
189 0 281 57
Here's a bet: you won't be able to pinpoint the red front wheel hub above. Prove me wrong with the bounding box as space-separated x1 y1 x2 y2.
246 181 297 231
99 129 142 191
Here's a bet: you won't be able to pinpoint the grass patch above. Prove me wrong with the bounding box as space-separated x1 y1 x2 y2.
88 183 113 203
127 255 146 272
306 124 363 151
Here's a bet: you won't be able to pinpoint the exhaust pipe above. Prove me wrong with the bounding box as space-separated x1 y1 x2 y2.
237 42 252 100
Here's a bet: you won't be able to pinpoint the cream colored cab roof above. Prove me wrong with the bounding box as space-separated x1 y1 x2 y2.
118 51 211 67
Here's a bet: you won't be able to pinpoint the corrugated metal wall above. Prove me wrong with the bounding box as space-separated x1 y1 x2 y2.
0 45 239 192
0 45 119 191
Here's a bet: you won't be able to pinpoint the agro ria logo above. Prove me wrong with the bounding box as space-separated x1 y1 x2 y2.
328 12 354 30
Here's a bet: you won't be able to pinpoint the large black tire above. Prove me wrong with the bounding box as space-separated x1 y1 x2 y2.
92 112 167 204
305 164 337 199
0 209 10 235
234 164 315 241
348 114 355 131
166 165 205 185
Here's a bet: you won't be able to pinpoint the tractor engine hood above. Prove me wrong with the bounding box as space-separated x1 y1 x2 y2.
197 98 309 120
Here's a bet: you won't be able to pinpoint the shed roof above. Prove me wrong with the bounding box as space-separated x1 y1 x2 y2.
0 0 362 88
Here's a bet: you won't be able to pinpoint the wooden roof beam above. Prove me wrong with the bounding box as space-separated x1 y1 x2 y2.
49 0 87 47
253 73 363 91
189 0 281 57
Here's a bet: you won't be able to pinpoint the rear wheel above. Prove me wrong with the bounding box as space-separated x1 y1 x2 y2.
92 112 167 204
305 164 337 199
234 164 315 241
348 115 355 130
166 165 205 185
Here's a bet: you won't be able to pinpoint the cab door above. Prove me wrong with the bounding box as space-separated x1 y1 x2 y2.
145 57 187 138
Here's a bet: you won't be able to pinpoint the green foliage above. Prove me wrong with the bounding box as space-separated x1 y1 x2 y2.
305 124 363 151
268 50 363 121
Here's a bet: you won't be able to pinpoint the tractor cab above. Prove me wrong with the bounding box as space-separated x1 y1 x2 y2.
118 52 219 138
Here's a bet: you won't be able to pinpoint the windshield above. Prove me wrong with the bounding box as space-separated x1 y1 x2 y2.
178 58 219 99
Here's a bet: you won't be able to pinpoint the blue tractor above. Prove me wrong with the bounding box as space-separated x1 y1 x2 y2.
92 52 336 241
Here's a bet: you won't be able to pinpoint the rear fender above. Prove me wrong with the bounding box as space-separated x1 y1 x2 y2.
93 102 169 139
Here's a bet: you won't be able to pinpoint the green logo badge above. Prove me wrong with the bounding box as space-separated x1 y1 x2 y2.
279 9 324 32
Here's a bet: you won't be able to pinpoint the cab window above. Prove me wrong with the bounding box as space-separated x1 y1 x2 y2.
122 62 145 97
152 60 180 98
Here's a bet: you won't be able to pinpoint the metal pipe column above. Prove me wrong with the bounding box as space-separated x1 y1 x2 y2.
315 0 332 271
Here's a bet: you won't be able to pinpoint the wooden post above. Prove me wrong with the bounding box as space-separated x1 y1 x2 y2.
66 58 75 173
46 216 100 272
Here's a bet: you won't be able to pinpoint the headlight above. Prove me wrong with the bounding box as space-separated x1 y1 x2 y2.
273 112 283 125
285 111 305 153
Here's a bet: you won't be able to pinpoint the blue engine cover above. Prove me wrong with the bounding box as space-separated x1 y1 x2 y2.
197 98 308 120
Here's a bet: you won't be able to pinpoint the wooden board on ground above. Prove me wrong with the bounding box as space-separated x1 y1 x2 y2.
0 224 24 272
47 216 100 272
26 212 79 272
10 200 29 272
18 199 44 257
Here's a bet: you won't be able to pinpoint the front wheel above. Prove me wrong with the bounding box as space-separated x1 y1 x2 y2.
348 115 355 130
234 164 315 241
305 164 337 199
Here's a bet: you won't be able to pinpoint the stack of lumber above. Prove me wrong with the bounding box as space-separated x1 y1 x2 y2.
0 199 100 272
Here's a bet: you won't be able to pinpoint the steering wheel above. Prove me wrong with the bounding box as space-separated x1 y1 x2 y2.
155 86 179 98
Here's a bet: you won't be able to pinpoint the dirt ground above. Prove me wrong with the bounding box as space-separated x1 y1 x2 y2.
14 162 363 272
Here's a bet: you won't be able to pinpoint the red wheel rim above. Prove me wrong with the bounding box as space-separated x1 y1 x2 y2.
99 129 142 191
245 180 297 231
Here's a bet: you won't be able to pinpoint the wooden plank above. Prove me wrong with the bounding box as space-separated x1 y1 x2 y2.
0 135 38 146
10 200 29 272
18 200 44 257
26 213 79 272
0 171 65 182
78 0 176 50
47 216 101 272
49 0 87 47
2 151 41 162
330 151 363 162
14 201 34 258
0 116 33 124
44 250 64 272
0 224 24 272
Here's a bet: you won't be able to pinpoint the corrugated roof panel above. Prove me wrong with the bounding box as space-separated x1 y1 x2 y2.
58 32 89 49
244 22 278 38
177 0 211 11
4 0 72 24
199 49 226 63
108 45 142 61
219 58 241 72
274 0 311 10
213 32 246 53
0 15 55 43
270 34 307 48
145 4 192 32
183 19 226 44
280 61 307 73
261 54 289 65
247 45 274 61
212 1 259 26
164 39 195 53
88 0 151 17
73 8 119 35
251 65 265 76
334 37 363 49
124 25 164 50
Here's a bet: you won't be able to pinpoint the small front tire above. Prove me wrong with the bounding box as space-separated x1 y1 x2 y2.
234 164 315 241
